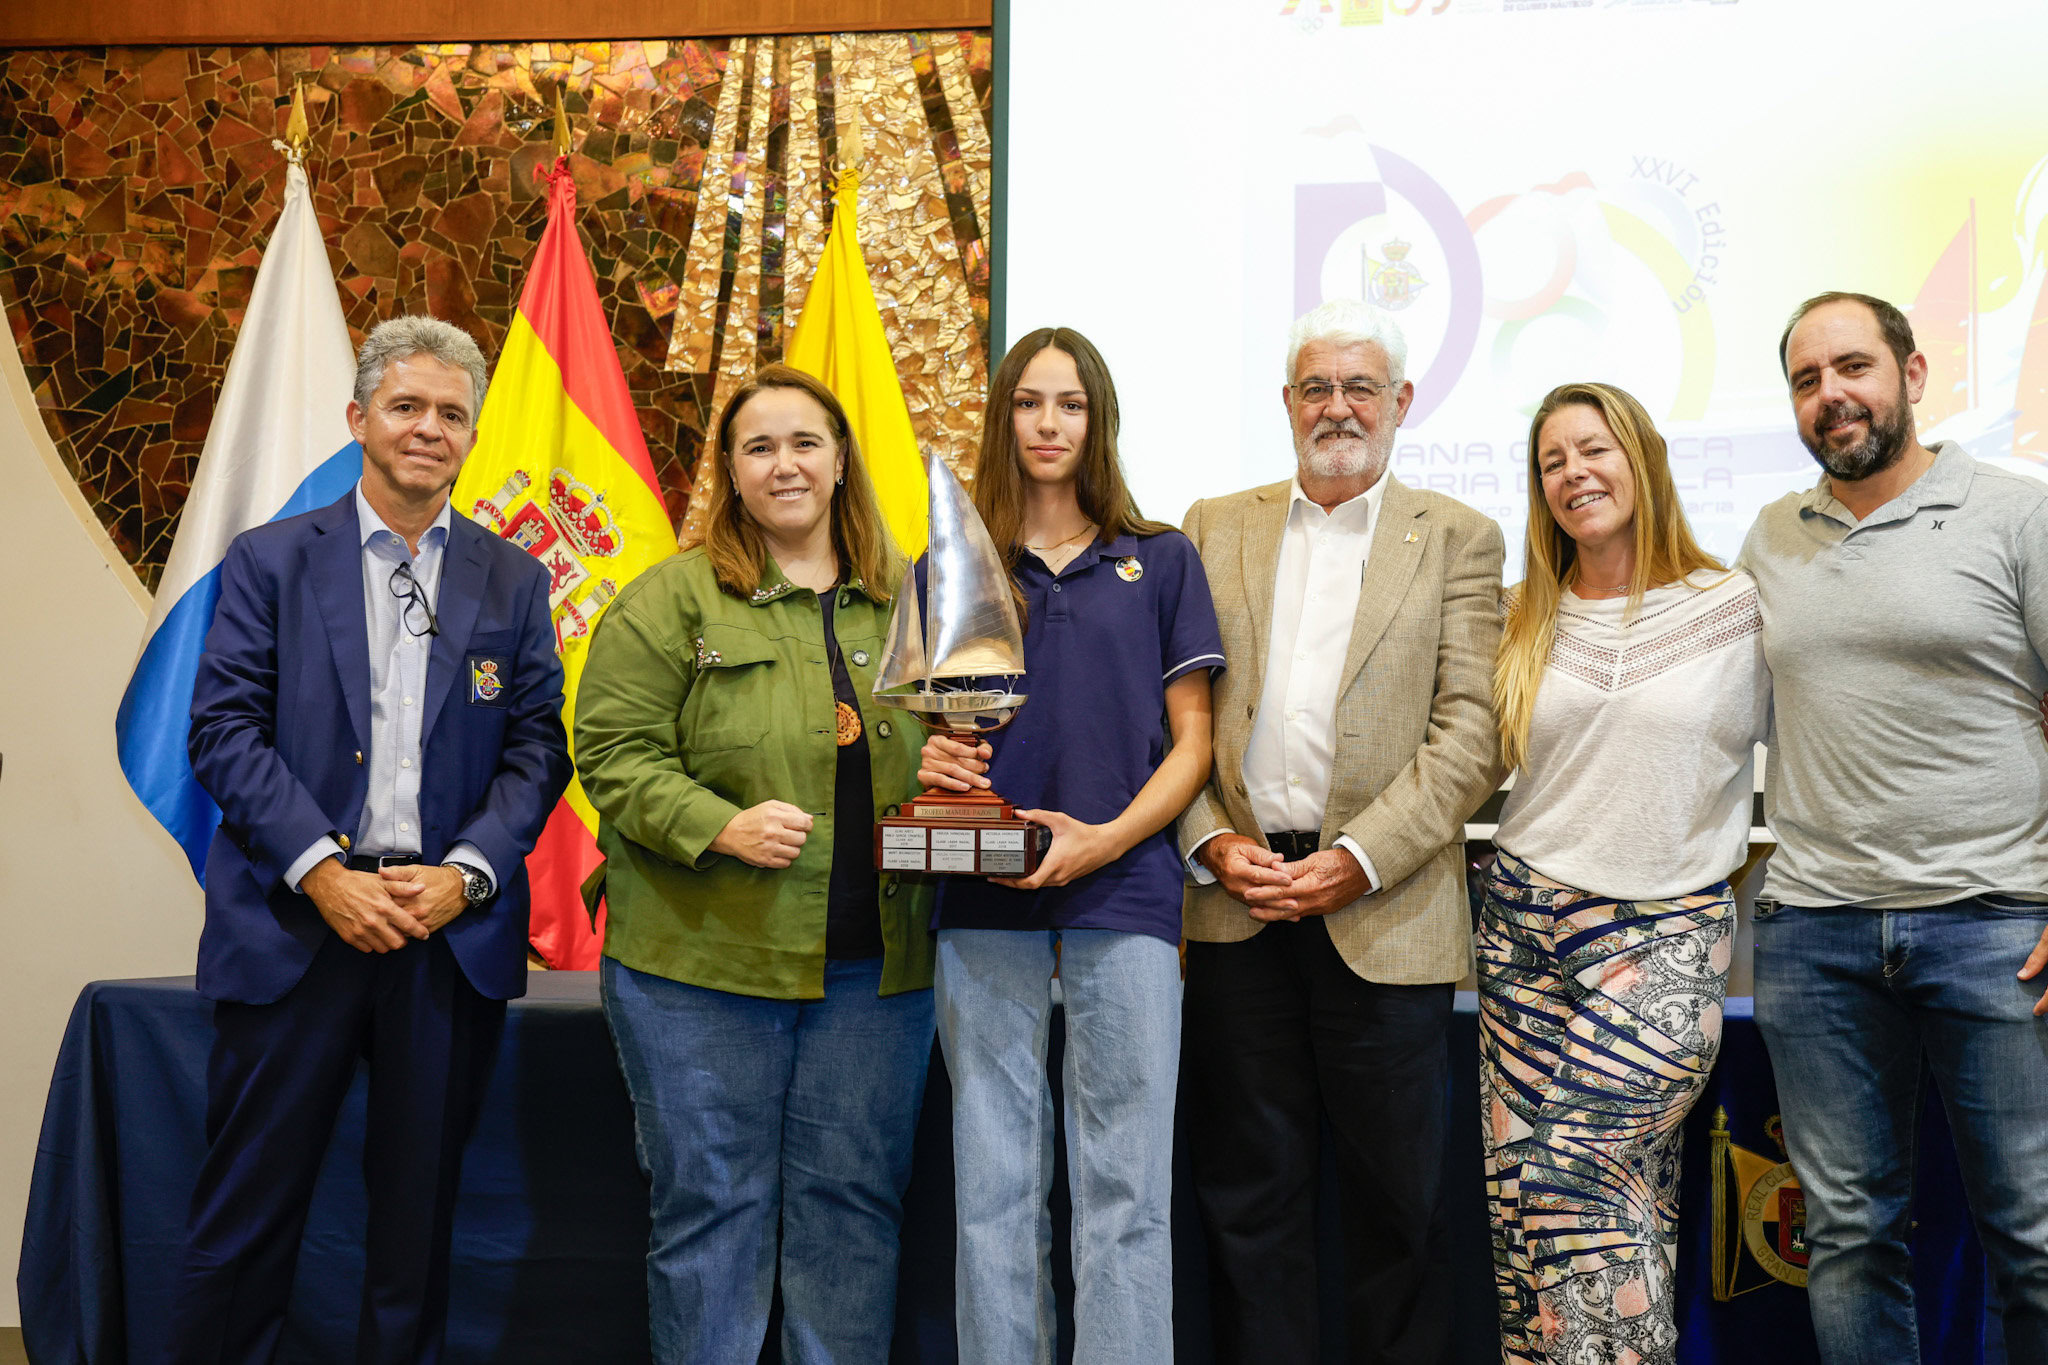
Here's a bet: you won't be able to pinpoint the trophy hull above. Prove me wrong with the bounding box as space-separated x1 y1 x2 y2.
871 688 1027 735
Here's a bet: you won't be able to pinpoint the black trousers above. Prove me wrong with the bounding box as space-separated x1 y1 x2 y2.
163 932 506 1365
1182 917 1454 1365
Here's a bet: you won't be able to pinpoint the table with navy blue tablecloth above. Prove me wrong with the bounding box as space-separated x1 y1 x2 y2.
19 973 1991 1363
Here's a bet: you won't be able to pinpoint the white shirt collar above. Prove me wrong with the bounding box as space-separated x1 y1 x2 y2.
354 481 454 553
1286 472 1385 530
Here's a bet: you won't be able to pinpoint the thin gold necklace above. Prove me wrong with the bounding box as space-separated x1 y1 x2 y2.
1024 521 1096 552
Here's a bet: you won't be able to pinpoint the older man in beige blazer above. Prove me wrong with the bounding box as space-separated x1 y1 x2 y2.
1179 298 1504 1365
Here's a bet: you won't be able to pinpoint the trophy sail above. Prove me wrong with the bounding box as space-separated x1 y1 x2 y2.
924 455 1026 679
871 453 1026 731
872 561 927 694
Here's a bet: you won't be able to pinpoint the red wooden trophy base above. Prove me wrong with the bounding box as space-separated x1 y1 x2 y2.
874 787 1049 877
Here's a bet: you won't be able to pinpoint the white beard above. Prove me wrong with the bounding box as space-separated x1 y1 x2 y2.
1297 422 1395 483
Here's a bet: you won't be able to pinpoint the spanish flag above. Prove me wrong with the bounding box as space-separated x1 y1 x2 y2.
784 159 929 558
454 159 673 969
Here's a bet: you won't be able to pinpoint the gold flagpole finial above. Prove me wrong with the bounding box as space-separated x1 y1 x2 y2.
832 99 863 201
841 99 864 171
285 77 311 157
552 83 572 160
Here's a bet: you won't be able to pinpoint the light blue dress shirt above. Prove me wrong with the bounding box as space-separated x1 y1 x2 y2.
283 484 497 895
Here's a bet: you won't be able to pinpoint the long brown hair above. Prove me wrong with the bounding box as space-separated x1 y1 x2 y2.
972 327 1172 562
689 364 902 600
1493 382 1725 770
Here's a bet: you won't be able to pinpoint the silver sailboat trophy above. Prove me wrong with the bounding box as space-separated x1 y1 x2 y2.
871 456 1049 877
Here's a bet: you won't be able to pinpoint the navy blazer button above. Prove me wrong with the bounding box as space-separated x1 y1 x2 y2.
338 834 352 851
354 750 363 764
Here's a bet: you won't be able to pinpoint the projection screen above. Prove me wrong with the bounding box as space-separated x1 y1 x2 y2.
999 0 2048 573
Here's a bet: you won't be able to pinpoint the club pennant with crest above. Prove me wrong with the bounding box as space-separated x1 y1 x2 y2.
1710 1107 1810 1300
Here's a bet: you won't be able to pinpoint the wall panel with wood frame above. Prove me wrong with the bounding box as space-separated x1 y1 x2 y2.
0 0 990 47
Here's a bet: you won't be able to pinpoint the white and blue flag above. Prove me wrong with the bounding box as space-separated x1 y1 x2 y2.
115 156 360 880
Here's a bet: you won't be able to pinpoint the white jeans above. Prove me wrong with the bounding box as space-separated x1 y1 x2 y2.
935 927 1182 1365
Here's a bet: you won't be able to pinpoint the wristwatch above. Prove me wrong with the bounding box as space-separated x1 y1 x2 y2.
444 861 492 906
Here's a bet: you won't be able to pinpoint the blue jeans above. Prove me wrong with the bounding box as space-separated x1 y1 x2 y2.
600 956 935 1365
935 928 1182 1365
1753 895 2048 1365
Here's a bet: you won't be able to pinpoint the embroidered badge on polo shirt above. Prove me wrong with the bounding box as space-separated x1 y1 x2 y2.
468 655 509 706
1115 556 1143 582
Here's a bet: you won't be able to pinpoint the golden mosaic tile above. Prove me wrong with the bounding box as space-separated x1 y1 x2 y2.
705 39 775 433
666 38 748 379
1 35 991 589
934 36 993 243
778 38 826 339
837 31 980 482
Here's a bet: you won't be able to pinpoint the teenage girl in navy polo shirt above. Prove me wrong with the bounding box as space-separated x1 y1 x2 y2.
920 327 1225 1363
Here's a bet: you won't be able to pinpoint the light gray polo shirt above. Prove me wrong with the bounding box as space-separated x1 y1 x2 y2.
1740 441 2048 908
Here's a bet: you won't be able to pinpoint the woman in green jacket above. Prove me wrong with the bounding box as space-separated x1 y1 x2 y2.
576 364 934 1364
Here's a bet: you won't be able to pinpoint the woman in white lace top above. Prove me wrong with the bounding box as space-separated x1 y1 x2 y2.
1479 381 1769 1365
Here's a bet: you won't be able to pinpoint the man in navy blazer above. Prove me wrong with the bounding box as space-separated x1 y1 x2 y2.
166 316 571 1365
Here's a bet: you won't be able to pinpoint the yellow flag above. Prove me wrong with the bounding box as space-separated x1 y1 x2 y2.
785 168 930 559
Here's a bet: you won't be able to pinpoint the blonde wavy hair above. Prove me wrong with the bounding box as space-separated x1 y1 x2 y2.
1493 382 1724 771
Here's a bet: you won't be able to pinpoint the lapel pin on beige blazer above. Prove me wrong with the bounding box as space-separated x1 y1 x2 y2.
1179 468 1507 984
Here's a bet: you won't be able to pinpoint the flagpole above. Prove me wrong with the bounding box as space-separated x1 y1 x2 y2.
284 76 310 165
841 99 863 173
553 82 572 165
831 99 864 230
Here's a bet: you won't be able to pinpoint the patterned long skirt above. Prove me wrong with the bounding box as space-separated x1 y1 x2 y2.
1478 850 1733 1365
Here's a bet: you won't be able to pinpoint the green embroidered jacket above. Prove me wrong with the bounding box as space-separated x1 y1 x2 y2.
576 548 934 999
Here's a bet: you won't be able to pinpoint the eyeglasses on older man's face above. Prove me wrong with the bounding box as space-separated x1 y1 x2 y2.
1289 379 1391 408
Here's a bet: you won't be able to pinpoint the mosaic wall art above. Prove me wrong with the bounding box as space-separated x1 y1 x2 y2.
0 36 992 591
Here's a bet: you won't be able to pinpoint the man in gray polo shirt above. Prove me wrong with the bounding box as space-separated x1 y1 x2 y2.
1742 290 2048 1363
